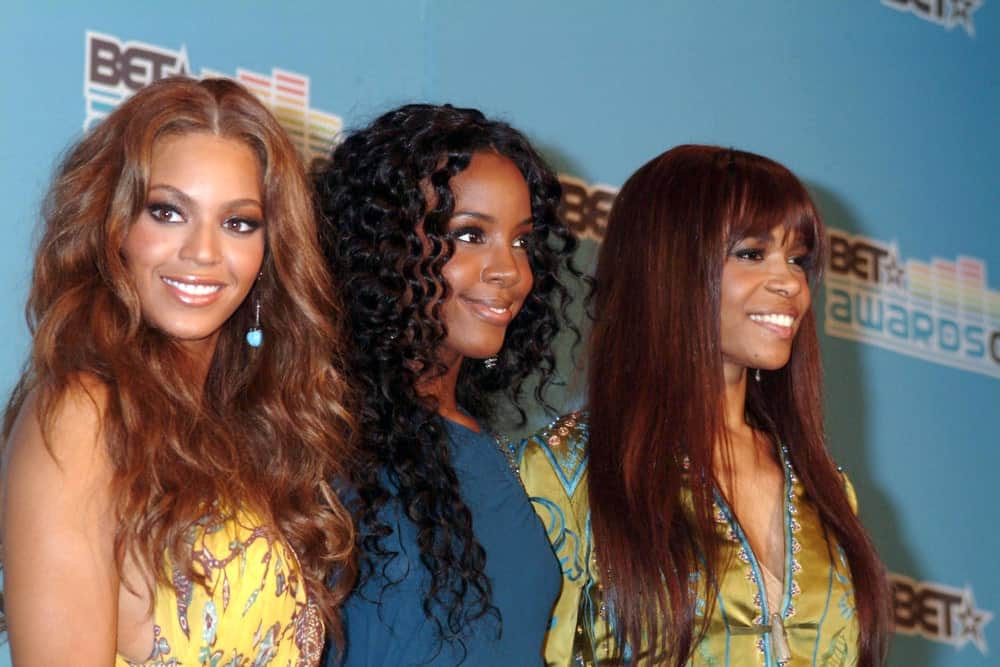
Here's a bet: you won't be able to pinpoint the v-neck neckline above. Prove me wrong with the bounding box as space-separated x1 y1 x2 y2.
712 443 795 620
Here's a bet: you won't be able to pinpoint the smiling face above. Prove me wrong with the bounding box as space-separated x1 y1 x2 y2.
436 151 534 367
120 131 266 361
720 224 812 382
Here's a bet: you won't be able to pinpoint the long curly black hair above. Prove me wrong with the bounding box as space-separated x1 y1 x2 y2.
313 103 578 646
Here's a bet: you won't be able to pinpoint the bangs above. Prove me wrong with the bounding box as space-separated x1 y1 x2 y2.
725 162 825 281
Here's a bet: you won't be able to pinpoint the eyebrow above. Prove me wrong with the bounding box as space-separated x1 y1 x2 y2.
743 231 775 243
450 210 533 226
147 184 263 211
740 228 808 246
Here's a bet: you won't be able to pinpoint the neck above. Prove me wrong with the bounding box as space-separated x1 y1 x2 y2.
715 365 771 492
416 352 479 432
179 336 219 388
722 362 751 438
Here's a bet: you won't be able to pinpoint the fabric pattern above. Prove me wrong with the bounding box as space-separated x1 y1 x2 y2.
517 412 860 667
116 510 322 667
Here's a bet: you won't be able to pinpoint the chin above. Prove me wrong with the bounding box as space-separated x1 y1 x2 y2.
469 349 503 361
459 343 505 361
447 334 507 360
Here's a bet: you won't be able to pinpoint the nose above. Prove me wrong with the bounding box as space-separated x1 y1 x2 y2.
765 258 804 298
480 245 523 288
179 219 222 265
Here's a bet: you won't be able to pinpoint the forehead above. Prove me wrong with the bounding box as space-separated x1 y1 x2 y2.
148 132 262 197
450 153 527 201
151 132 259 175
434 152 532 230
740 224 809 247
730 203 818 252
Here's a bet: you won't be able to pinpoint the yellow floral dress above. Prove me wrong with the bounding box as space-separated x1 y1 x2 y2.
116 511 323 667
514 412 861 667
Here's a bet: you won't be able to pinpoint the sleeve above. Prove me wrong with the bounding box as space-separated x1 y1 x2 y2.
516 411 593 667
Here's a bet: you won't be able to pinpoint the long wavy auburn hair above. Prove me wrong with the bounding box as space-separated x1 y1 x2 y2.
588 145 891 665
2 77 357 639
313 103 578 648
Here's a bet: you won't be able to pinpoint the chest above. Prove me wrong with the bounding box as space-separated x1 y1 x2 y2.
115 516 320 667
696 474 858 666
451 432 562 609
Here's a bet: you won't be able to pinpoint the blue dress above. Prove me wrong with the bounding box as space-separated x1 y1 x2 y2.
331 417 561 666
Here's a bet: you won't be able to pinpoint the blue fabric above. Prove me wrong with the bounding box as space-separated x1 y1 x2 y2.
330 417 561 666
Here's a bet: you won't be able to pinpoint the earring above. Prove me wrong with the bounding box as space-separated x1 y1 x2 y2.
483 356 498 369
754 368 761 382
245 295 263 348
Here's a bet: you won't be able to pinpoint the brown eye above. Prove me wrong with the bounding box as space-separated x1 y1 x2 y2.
147 203 183 223
451 227 486 244
789 255 811 271
222 217 262 234
733 247 764 261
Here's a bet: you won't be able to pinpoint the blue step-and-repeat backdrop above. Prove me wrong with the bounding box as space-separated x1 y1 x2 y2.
1 2 996 665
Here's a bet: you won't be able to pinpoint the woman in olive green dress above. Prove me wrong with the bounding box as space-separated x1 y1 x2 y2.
518 145 892 666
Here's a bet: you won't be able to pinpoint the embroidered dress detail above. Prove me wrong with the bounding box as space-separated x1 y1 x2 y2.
116 510 321 667
516 412 861 667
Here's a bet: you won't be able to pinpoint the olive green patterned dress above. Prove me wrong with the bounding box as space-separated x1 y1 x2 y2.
514 412 860 667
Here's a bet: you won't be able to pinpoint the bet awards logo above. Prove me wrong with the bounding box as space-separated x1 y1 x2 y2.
891 573 993 654
824 228 1000 379
83 31 342 164
882 0 983 37
557 175 617 242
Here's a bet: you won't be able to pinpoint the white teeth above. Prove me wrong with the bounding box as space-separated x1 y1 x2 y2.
750 313 793 327
163 277 222 296
488 306 509 314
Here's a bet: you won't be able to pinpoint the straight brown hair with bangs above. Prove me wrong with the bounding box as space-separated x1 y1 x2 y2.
588 145 890 665
3 77 357 640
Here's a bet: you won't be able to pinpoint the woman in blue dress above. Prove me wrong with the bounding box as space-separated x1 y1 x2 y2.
313 104 579 665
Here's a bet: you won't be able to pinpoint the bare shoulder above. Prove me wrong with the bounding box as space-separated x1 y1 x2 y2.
2 374 114 533
1 374 120 665
5 374 109 467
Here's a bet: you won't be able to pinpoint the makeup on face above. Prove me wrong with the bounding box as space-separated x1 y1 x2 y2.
435 151 534 367
719 225 811 380
120 132 265 359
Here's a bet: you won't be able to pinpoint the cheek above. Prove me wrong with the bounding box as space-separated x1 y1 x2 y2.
440 252 479 296
799 279 812 311
120 223 167 277
518 257 534 297
230 237 266 282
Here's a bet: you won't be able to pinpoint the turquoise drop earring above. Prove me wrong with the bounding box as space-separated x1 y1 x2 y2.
246 296 263 348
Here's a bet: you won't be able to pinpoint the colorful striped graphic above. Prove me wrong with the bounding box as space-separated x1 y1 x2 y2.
84 32 341 164
825 228 1000 379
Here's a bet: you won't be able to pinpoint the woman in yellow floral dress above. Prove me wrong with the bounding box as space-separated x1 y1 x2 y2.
1 77 355 665
516 146 892 666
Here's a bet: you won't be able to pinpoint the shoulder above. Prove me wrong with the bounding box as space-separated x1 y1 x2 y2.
523 410 589 460
517 411 589 503
3 375 115 536
1 375 119 663
838 467 859 515
4 374 110 477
